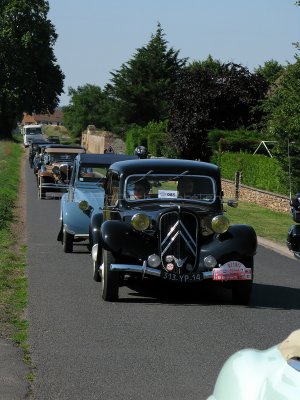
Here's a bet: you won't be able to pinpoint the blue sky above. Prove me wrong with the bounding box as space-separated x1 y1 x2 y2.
48 0 300 106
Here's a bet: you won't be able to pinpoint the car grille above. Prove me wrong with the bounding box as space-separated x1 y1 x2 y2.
159 209 198 273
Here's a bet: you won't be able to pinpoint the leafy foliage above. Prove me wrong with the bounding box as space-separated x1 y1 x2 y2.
211 152 288 195
169 60 268 161
63 84 110 139
125 120 172 157
0 0 64 138
262 57 300 194
106 23 186 133
208 129 265 153
254 60 285 85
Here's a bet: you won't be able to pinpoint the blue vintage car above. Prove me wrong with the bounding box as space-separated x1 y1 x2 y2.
57 153 136 253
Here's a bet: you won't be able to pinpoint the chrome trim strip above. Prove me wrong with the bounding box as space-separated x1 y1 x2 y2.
161 220 179 247
110 264 161 277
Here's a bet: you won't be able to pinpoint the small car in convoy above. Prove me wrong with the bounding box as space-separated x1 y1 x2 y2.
37 145 85 199
90 158 257 303
22 124 44 147
287 192 300 260
57 153 137 253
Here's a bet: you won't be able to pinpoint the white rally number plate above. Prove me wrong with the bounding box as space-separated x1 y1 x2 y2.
213 261 252 281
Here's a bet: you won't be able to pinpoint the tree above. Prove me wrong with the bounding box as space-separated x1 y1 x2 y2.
0 0 64 138
63 84 110 138
106 23 186 134
169 61 268 161
263 57 300 194
254 60 285 85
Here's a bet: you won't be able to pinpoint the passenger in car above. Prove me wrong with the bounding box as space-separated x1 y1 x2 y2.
134 179 151 200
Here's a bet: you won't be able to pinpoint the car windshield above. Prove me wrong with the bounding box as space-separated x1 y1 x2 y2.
49 153 78 163
124 174 215 203
78 165 108 183
26 127 42 135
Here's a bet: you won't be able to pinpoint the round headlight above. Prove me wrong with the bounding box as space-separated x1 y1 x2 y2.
131 213 150 231
147 254 161 268
211 215 230 234
79 200 89 211
204 255 217 269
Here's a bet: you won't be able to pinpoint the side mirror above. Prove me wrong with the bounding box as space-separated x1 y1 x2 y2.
227 199 238 208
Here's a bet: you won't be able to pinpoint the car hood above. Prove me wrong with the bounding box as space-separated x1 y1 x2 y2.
73 186 105 209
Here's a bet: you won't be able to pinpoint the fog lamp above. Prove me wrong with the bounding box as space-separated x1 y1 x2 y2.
204 255 217 269
211 215 230 234
147 254 161 268
79 200 89 211
131 213 150 231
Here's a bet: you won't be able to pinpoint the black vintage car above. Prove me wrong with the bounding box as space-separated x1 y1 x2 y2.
90 159 257 303
287 193 300 260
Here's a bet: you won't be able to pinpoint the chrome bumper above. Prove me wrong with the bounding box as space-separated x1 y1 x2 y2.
110 262 161 278
110 262 214 280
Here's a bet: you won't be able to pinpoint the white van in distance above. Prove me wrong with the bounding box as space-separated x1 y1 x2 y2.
22 124 44 147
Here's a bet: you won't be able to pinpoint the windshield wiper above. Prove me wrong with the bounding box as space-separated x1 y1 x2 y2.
133 170 154 184
161 170 190 183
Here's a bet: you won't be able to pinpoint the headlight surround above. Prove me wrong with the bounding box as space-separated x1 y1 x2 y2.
79 200 90 211
131 213 151 231
211 215 230 234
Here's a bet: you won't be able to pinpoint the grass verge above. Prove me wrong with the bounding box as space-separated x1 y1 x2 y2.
0 141 32 371
225 201 291 245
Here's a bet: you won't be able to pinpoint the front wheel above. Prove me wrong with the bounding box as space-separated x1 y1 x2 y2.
63 227 74 253
231 257 254 305
102 250 119 301
93 258 102 282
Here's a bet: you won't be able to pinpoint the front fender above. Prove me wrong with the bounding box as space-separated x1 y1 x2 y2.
199 224 257 265
100 220 157 260
62 202 92 235
90 212 104 246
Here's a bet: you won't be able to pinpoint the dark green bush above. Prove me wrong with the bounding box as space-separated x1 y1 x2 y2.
208 129 265 153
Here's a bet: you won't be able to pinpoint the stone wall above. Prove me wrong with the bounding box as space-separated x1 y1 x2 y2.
222 179 290 213
81 125 125 154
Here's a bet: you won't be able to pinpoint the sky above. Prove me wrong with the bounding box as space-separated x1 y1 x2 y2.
48 0 300 106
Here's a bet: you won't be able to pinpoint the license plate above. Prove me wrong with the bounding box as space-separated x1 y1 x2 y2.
212 261 252 281
161 271 202 283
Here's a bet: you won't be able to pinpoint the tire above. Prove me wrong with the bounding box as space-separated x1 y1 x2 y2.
102 249 119 301
231 257 254 305
39 177 46 199
63 227 74 253
93 259 102 282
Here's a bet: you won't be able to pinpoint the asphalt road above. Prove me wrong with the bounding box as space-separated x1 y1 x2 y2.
25 162 300 400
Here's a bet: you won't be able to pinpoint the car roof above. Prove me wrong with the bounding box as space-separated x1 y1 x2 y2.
109 158 220 178
77 153 138 166
45 147 86 154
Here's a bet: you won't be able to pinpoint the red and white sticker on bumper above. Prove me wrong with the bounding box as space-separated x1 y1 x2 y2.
212 261 252 281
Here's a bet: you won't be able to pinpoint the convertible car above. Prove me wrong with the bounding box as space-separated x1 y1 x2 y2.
208 329 300 400
57 153 137 253
37 145 85 199
90 158 257 302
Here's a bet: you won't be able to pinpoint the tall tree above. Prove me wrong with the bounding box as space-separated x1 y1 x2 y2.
106 23 186 133
63 84 110 138
169 61 268 160
254 60 285 85
0 0 64 138
263 57 300 194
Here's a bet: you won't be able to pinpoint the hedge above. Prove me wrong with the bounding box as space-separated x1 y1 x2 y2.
211 152 289 195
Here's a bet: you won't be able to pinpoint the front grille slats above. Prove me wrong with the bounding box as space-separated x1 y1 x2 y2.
159 210 198 273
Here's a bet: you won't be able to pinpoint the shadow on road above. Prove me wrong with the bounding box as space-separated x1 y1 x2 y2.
249 283 300 310
116 278 300 309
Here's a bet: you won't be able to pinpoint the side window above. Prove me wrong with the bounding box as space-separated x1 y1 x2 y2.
107 173 120 207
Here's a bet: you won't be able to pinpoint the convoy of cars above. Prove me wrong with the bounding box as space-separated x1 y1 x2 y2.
27 139 258 304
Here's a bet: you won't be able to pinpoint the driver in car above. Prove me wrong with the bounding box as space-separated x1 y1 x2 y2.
133 179 151 200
